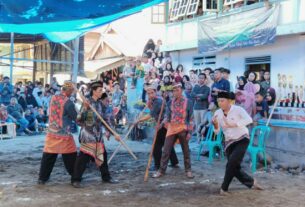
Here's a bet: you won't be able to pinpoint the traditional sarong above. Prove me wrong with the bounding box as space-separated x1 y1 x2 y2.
80 143 105 166
43 132 76 154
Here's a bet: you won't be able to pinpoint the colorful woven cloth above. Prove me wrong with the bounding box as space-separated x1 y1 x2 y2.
80 143 105 166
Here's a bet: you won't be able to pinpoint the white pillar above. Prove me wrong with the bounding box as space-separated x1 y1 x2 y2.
9 32 14 83
71 37 79 83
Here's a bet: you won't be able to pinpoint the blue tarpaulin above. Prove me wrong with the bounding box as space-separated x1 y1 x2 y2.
0 0 166 42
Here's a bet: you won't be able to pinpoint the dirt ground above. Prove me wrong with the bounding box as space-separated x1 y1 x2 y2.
0 135 304 207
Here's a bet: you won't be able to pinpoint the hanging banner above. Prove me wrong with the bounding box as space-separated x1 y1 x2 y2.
198 5 279 54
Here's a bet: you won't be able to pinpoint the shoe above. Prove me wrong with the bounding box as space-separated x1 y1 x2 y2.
186 171 194 179
103 178 119 184
37 180 46 185
152 171 163 178
252 179 264 190
220 189 230 196
71 181 82 188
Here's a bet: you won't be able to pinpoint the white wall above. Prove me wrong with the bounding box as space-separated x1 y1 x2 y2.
109 7 166 51
217 35 305 89
170 48 198 72
169 35 305 89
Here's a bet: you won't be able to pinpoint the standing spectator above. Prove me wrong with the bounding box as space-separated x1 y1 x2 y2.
15 82 27 111
203 68 214 88
7 97 31 135
174 64 184 83
260 71 271 94
211 68 230 104
118 72 126 92
182 75 190 89
51 77 60 92
135 59 145 89
235 81 256 117
191 73 210 139
0 76 14 106
112 82 124 107
236 76 247 90
189 70 198 86
154 39 162 53
143 39 156 58
221 68 234 92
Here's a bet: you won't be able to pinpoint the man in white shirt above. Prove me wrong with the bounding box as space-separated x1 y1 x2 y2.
212 91 263 195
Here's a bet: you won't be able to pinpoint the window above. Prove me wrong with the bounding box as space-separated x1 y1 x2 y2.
177 0 190 17
186 0 200 15
152 3 166 24
169 0 181 21
203 0 219 11
192 55 216 70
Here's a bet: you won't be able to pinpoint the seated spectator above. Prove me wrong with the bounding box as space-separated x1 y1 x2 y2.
7 97 31 135
254 92 269 121
266 87 276 107
36 107 48 132
0 76 14 106
0 105 14 123
25 109 38 133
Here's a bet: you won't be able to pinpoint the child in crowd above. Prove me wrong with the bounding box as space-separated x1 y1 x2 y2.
254 92 269 121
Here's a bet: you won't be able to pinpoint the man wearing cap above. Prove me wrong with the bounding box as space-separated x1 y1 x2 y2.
136 84 179 171
153 82 194 179
38 81 79 184
71 81 121 188
212 91 263 195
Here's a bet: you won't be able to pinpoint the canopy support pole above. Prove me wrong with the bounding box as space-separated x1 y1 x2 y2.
72 37 79 82
9 32 14 83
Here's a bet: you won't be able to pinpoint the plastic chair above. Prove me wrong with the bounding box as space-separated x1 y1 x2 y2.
197 125 225 164
247 125 271 173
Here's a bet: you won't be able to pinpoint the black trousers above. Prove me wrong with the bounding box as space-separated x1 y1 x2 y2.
39 152 77 182
153 127 179 170
221 138 254 191
72 150 111 183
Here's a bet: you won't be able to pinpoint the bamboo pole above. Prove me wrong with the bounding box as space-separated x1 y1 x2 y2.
266 98 279 126
108 107 147 164
144 97 166 182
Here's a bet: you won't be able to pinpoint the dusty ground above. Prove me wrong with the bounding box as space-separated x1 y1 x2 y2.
0 135 304 207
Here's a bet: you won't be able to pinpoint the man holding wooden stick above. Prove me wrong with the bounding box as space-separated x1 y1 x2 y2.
136 84 179 172
71 81 120 188
38 81 79 185
153 83 194 179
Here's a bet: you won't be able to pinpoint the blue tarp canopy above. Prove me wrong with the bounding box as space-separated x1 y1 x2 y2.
0 0 165 42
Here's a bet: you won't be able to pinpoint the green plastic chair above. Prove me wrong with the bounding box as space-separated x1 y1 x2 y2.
197 125 224 164
247 125 271 173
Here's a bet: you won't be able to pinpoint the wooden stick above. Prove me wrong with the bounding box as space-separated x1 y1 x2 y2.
108 107 147 164
74 87 138 160
144 97 166 182
266 98 279 126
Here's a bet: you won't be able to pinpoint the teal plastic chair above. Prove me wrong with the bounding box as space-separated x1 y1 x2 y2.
247 125 271 173
197 125 225 164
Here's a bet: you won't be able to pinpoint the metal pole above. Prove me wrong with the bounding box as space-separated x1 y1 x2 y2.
9 32 14 83
71 37 79 82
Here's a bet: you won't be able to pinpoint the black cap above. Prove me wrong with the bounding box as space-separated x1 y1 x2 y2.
101 93 108 100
